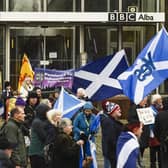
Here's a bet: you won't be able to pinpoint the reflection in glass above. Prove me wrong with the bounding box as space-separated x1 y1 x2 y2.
9 0 42 11
47 0 73 11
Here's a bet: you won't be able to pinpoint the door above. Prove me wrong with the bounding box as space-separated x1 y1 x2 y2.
10 26 75 89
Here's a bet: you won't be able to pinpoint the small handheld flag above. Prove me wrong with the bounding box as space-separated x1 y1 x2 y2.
53 87 85 118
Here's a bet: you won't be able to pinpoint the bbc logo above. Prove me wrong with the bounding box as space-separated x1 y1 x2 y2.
109 12 136 22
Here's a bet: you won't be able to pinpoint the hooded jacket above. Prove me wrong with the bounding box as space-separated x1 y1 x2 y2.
29 103 50 156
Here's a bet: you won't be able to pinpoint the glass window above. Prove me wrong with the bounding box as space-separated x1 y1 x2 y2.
10 27 74 90
0 0 5 11
85 27 107 62
0 27 5 91
141 0 156 12
9 0 42 11
47 0 73 11
122 0 139 12
110 1 119 12
85 0 107 12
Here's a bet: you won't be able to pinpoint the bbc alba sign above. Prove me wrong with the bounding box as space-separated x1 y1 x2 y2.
109 12 165 22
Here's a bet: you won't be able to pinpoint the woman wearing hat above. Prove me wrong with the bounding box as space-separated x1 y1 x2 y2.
73 101 97 168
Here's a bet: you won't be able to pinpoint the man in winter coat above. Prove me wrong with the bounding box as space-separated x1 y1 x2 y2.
100 100 123 168
4 107 27 167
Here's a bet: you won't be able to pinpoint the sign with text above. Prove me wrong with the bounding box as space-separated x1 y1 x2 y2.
34 68 74 89
136 107 155 125
109 12 165 22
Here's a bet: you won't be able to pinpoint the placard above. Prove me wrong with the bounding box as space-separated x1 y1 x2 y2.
136 107 155 125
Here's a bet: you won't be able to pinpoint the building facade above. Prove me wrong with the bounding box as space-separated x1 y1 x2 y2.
0 0 167 98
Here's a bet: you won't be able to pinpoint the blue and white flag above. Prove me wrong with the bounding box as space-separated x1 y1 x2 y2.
89 140 98 168
53 87 85 118
118 27 168 104
116 132 139 168
72 49 129 101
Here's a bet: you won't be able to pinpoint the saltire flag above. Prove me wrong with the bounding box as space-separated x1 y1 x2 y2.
118 27 168 104
18 53 34 91
72 49 129 101
89 140 98 168
79 146 84 168
116 132 139 168
53 87 85 118
90 113 100 133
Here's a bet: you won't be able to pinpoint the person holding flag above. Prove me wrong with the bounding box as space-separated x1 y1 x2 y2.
116 121 143 168
18 53 34 100
73 101 98 168
100 100 123 168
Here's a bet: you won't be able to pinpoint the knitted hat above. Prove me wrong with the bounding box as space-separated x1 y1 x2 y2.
151 94 162 104
15 97 26 106
0 137 17 150
102 100 120 114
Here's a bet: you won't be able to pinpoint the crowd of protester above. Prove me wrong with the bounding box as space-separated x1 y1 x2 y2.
0 80 168 168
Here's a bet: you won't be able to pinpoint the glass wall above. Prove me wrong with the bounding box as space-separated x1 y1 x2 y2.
10 27 75 89
110 1 119 11
0 0 5 11
47 0 73 11
9 0 43 11
0 27 5 91
85 0 107 11
85 27 108 61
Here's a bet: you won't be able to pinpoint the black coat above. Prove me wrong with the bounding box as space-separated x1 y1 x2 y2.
100 113 123 167
52 131 80 168
154 110 168 142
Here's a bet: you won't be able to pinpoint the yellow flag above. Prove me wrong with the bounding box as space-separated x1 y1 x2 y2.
18 54 34 92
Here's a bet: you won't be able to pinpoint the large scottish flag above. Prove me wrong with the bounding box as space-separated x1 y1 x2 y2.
118 27 168 104
72 49 129 101
53 87 85 118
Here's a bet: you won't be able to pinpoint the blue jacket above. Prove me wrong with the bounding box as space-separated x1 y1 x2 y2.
73 112 96 141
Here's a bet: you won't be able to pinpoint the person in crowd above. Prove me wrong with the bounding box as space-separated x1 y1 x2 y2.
20 76 34 100
28 103 50 168
52 118 84 168
45 109 62 144
0 137 17 168
4 107 27 167
154 97 168 168
116 121 143 168
24 91 39 128
15 96 26 109
41 98 52 109
33 87 43 102
44 109 62 167
1 81 13 120
149 94 163 168
73 101 97 167
76 88 88 100
6 90 18 118
128 97 150 157
100 100 123 168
